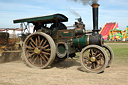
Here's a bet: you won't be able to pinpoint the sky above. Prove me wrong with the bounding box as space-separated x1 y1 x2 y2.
0 0 128 30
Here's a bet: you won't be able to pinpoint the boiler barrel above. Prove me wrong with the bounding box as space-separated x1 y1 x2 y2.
72 34 103 49
73 35 88 48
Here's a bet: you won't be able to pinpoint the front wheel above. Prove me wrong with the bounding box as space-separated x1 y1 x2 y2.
80 45 108 73
102 44 114 67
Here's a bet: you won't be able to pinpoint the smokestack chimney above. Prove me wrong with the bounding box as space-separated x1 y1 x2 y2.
92 4 99 34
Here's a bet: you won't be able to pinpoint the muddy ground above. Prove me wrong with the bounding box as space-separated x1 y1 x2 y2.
0 43 128 85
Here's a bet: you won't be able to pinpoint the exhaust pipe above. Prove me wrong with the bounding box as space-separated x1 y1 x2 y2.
92 4 99 34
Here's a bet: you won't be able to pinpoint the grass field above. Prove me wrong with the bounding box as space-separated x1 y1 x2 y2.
105 43 128 66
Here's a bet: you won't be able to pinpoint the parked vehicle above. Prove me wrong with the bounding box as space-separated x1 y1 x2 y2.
0 28 21 63
13 4 114 73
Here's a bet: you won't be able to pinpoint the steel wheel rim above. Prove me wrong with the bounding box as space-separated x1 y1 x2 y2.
102 44 114 66
103 47 111 64
24 34 51 67
82 47 105 71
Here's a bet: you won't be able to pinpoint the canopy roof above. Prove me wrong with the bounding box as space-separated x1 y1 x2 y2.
13 14 68 24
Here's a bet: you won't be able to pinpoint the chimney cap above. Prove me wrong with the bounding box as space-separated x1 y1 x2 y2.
91 4 100 8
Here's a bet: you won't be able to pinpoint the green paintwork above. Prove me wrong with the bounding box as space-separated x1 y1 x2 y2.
67 43 76 54
13 14 68 24
73 35 87 48
58 44 66 54
58 30 75 39
60 32 72 38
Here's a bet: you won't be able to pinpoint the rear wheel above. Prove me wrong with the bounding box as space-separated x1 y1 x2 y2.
80 45 108 73
22 32 56 68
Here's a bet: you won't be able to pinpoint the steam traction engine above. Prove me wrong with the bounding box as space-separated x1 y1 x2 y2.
13 4 114 73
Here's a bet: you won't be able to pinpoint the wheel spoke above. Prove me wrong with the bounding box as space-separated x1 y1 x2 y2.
91 63 96 69
39 38 44 46
96 60 102 67
38 36 40 44
43 54 49 60
42 45 49 49
42 40 47 46
28 52 35 58
30 42 35 48
84 59 91 65
89 52 91 57
87 62 92 67
37 55 40 64
100 54 104 59
32 55 35 60
96 56 104 66
40 54 47 63
27 50 34 53
90 49 94 55
94 50 98 55
38 56 40 64
26 46 34 49
83 57 90 61
30 38 37 46
36 38 38 46
40 57 42 65
96 53 102 58
43 49 51 52
33 56 37 64
42 52 50 55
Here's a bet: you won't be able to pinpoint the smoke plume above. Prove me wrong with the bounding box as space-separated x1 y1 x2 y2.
71 0 99 5
68 8 80 17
